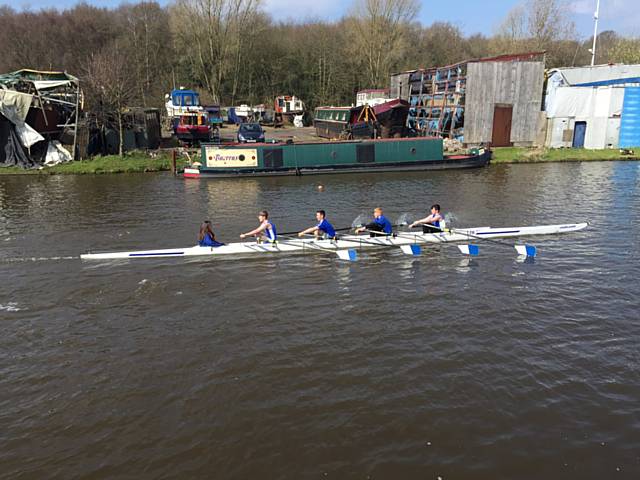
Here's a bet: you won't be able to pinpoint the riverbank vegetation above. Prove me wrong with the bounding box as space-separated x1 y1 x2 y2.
1 0 639 114
492 147 640 163
0 152 188 175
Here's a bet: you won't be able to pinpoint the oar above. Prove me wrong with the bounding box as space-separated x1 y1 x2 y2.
392 224 536 258
276 235 358 262
278 226 354 236
357 229 426 257
447 227 537 257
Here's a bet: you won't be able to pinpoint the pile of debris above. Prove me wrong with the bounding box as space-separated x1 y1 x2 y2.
0 69 81 168
443 137 464 153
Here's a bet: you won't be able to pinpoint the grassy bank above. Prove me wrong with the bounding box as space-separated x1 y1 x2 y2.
491 146 640 164
2 146 639 175
0 151 189 175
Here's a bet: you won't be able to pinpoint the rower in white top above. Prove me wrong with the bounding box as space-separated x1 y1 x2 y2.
240 210 278 243
409 204 446 233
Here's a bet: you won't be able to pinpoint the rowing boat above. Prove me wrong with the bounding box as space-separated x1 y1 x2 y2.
80 222 588 260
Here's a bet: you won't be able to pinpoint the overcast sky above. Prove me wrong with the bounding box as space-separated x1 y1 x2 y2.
3 0 638 38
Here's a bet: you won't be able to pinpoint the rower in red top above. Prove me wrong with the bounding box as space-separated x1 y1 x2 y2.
410 204 446 233
240 210 277 243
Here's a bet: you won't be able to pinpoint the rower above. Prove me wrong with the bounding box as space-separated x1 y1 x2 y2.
355 207 393 237
198 220 224 247
410 204 446 233
240 210 277 243
298 210 337 239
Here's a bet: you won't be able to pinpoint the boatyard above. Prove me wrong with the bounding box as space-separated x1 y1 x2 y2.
2 0 640 479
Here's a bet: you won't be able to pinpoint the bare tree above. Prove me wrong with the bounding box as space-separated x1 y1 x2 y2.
118 2 173 107
170 0 260 103
85 43 137 156
347 0 420 87
495 0 576 64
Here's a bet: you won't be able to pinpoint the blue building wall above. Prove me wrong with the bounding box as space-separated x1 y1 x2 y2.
620 87 640 148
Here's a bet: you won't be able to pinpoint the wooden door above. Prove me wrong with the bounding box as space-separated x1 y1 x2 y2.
492 105 513 147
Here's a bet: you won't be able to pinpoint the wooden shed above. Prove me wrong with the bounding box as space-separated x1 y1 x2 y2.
465 58 545 147
391 52 546 147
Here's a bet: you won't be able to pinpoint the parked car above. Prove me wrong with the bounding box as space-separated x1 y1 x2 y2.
237 123 265 143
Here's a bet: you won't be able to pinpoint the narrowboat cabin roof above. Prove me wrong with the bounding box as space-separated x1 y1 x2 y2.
314 106 358 111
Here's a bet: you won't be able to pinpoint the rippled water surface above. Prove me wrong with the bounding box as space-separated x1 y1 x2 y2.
1 162 639 479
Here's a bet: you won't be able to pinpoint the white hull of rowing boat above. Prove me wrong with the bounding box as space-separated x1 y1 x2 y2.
80 222 588 260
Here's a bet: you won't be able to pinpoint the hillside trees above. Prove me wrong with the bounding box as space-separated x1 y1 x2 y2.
0 0 637 113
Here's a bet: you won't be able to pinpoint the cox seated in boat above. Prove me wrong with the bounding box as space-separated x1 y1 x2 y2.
355 207 393 237
240 210 277 243
199 220 225 247
298 210 337 240
410 204 446 233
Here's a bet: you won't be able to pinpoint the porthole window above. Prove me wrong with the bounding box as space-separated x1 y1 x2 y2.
239 154 245 161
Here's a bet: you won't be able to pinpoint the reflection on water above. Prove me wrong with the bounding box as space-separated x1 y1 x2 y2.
1 162 639 479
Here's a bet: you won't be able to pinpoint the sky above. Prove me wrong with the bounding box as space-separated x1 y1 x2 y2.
2 0 639 38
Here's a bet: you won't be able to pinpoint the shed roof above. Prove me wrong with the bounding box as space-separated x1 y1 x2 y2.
0 69 78 90
548 64 640 87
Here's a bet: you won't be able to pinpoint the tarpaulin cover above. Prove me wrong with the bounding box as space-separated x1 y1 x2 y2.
0 115 38 168
0 89 33 120
44 140 72 166
0 103 44 147
546 86 624 118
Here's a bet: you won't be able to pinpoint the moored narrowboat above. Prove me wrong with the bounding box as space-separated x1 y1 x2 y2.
313 99 410 140
183 137 490 178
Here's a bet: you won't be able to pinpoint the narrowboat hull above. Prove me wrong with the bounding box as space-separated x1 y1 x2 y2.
186 137 490 178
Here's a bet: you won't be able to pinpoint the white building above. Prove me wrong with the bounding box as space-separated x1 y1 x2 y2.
356 89 389 107
544 64 640 149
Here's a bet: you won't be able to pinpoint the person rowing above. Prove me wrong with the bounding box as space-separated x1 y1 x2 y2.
198 220 224 247
355 207 393 237
240 210 277 243
410 204 446 233
298 210 337 239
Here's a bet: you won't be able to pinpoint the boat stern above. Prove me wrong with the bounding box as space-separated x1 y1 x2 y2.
183 166 201 179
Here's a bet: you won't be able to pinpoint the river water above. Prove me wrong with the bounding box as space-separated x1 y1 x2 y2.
1 161 639 479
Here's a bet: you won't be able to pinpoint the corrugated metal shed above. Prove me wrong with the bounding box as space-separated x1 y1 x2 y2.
545 64 640 149
619 87 640 148
465 61 545 146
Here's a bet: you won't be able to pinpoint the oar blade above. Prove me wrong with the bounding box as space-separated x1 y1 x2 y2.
400 244 422 256
337 249 358 262
515 245 537 257
458 244 480 256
